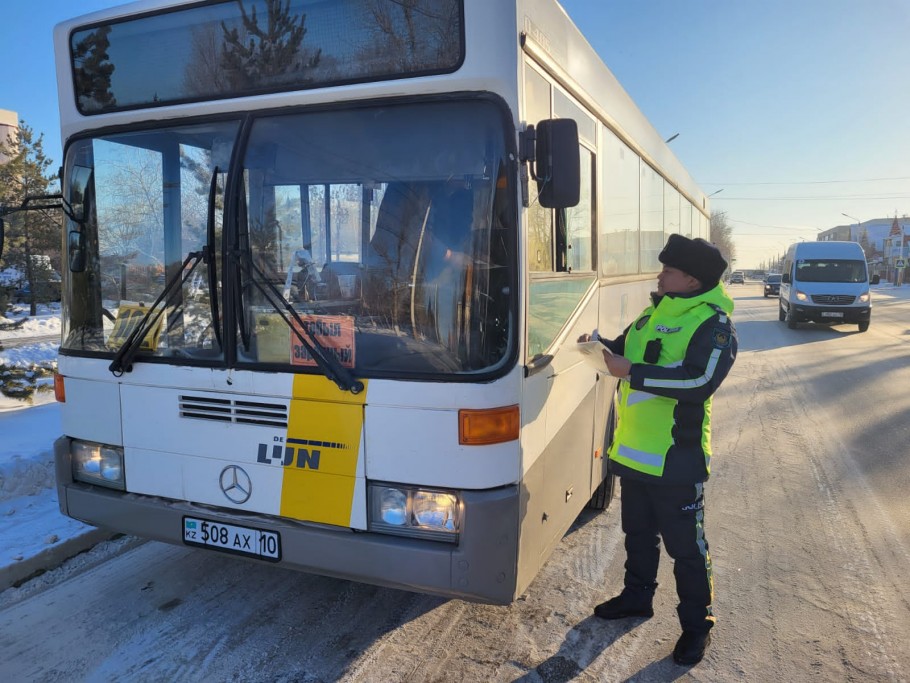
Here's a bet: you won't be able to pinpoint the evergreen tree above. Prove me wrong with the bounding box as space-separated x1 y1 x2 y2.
0 121 61 316
72 25 117 112
220 0 320 90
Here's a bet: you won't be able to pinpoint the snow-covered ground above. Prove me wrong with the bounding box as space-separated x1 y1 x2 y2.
0 302 99 589
2 284 909 592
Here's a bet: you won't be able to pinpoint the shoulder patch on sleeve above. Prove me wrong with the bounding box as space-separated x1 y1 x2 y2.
712 327 732 349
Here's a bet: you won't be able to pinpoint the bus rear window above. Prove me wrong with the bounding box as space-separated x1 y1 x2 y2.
70 0 464 115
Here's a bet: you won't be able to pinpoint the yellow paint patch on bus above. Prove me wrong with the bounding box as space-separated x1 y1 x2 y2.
279 374 368 527
291 373 367 403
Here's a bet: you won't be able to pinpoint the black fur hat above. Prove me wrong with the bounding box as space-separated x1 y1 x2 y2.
658 234 728 288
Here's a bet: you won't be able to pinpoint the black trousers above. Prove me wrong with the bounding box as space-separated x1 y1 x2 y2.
619 477 715 632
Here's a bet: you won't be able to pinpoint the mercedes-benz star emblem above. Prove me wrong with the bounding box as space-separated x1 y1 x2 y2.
219 465 252 504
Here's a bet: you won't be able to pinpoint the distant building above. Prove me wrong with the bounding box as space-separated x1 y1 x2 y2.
0 109 17 163
818 217 908 254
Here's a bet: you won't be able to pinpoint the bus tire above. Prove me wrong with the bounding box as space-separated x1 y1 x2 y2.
858 321 869 332
779 303 786 322
587 471 615 511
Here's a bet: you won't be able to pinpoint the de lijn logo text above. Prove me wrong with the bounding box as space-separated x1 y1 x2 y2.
257 436 347 470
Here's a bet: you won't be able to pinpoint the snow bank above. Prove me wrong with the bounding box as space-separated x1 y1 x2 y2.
0 403 61 503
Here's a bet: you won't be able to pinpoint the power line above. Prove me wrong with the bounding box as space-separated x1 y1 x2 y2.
714 195 910 201
703 176 910 186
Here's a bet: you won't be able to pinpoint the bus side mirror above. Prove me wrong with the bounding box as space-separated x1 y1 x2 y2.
871 274 880 285
782 272 791 283
535 118 580 208
68 230 86 272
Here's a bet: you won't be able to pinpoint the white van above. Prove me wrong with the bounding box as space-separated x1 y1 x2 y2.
779 241 871 332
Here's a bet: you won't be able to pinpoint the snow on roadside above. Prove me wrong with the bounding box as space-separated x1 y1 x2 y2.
0 403 60 501
0 307 86 579
1 302 60 412
0 302 62 339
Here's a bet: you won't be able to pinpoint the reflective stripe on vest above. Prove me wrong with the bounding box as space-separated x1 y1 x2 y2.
626 389 661 407
616 443 665 469
643 347 723 390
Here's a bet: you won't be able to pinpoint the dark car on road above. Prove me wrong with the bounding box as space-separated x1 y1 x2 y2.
763 273 781 298
729 271 744 284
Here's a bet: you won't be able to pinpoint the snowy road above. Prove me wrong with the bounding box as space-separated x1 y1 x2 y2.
0 333 58 349
2 290 909 681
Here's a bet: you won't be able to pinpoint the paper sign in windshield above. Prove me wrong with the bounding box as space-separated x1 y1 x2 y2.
290 315 355 368
107 302 165 351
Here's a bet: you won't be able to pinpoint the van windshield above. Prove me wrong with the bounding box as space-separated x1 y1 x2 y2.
795 259 866 283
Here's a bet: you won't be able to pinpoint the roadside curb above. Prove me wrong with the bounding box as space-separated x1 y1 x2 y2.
0 527 114 592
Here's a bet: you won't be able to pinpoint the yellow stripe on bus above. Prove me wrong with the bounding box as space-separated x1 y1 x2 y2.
279 375 368 527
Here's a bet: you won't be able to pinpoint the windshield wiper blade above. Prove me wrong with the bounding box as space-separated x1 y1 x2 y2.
109 250 205 376
231 250 364 394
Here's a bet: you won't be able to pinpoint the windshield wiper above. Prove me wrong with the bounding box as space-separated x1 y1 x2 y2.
108 250 205 376
230 249 364 394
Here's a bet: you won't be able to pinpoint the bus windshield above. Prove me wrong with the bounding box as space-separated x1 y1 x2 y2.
60 99 515 379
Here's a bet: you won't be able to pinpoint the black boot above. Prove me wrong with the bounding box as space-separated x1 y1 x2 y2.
593 591 654 620
672 630 711 665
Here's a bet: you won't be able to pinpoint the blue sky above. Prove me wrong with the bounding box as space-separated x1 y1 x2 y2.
3 0 909 268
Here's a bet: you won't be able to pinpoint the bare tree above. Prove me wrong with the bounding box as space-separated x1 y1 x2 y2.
710 210 735 272
183 22 232 96
363 0 459 71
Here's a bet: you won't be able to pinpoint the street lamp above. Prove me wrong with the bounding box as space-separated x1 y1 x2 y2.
665 133 679 143
841 212 862 235
708 189 724 198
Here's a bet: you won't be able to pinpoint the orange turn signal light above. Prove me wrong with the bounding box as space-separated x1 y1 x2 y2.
54 373 66 403
458 405 519 445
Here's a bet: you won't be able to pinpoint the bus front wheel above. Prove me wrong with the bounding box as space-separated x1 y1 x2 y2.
587 472 615 511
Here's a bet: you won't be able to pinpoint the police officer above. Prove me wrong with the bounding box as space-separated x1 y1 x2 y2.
582 234 737 666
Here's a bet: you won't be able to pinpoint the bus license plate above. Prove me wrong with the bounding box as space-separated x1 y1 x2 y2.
821 311 843 318
183 517 281 562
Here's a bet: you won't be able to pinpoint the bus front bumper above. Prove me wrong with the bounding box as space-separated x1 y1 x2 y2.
54 437 520 604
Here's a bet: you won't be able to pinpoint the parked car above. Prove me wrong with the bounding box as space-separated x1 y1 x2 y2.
729 271 744 284
763 273 781 297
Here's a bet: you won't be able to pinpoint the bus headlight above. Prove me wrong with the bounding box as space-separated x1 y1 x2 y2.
858 291 870 303
71 440 125 490
369 484 460 542
795 290 809 301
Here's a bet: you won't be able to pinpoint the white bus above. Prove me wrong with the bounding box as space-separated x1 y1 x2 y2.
50 0 711 604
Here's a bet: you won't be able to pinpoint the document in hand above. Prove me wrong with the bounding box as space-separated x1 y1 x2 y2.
577 340 613 374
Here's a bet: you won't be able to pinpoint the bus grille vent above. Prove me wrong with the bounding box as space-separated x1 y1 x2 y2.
811 294 855 305
179 395 288 428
